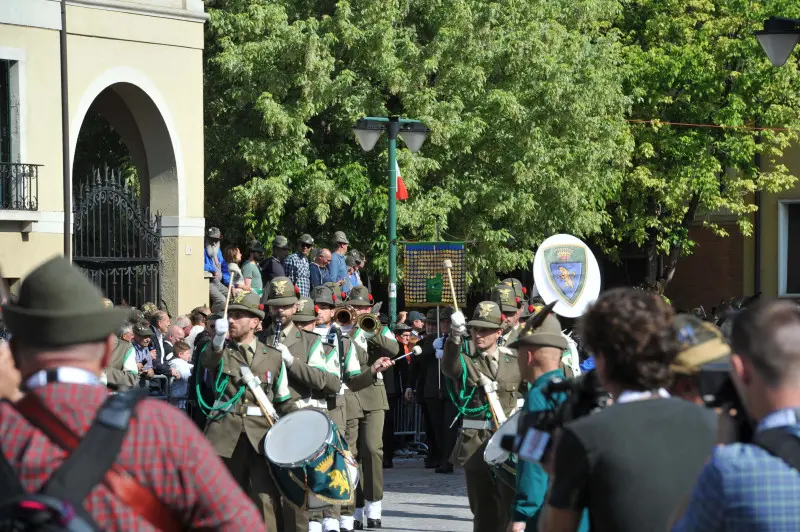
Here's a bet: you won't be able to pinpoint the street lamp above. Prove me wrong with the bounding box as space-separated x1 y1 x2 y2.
756 17 800 67
353 116 430 327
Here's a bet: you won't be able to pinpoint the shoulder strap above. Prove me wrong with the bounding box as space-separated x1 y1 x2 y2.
0 429 25 498
40 391 146 503
753 427 800 472
14 391 182 532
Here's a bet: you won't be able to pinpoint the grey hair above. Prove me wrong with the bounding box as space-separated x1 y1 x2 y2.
175 315 191 329
117 322 133 338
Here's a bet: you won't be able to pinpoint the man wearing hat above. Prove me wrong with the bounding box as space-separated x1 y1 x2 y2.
262 277 342 532
1 256 263 528
260 235 291 289
507 306 588 532
201 290 294 529
343 286 400 529
491 284 522 348
131 322 156 380
669 314 731 406
242 240 265 296
292 297 316 331
285 234 315 298
204 226 231 313
442 301 522 532
330 231 350 289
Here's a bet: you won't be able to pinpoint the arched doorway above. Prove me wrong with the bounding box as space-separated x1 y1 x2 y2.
71 81 179 309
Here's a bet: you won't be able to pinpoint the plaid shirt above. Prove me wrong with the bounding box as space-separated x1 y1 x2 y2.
673 409 800 532
0 382 265 531
284 252 311 297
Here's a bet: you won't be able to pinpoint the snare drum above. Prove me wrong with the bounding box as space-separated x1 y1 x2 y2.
264 409 358 509
484 410 521 488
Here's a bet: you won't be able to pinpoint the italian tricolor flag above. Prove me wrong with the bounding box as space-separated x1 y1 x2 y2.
395 161 408 201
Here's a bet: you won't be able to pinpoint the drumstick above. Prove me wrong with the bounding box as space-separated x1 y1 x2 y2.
223 277 234 318
392 345 422 362
443 259 459 312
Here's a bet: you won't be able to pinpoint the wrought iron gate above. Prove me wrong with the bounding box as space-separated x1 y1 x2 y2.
72 168 162 308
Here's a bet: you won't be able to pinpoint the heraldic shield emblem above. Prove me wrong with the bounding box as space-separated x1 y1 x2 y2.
542 245 587 306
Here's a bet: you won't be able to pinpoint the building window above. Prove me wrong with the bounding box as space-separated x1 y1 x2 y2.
779 201 800 296
0 59 11 163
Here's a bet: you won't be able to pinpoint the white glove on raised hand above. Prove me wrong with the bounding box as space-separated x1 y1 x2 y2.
433 337 444 350
435 348 444 360
276 343 294 367
449 311 467 336
212 318 229 350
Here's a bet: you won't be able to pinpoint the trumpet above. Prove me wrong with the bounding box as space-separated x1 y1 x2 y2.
333 305 357 326
356 312 381 334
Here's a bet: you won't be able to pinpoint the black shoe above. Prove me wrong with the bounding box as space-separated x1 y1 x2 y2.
435 464 454 473
354 520 363 531
340 529 353 532
367 519 382 529
424 461 438 469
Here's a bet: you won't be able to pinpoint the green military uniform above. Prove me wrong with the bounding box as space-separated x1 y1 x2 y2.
262 277 342 532
104 337 139 390
491 284 522 348
442 301 522 532
201 291 293 530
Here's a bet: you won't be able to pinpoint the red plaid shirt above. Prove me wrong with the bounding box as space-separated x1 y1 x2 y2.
0 383 266 531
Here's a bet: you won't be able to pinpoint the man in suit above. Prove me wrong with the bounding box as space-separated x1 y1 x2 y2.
442 301 522 532
202 291 295 529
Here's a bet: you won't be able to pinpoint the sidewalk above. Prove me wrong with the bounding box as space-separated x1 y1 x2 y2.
380 459 472 531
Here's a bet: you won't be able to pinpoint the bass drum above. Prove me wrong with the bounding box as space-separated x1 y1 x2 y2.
483 410 521 489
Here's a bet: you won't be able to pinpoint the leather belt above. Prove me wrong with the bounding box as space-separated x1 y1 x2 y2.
462 419 493 430
235 404 264 416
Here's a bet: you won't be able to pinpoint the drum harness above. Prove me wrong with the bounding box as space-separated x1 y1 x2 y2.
445 340 492 427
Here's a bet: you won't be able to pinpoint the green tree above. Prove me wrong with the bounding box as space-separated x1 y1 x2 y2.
607 0 800 290
204 0 631 288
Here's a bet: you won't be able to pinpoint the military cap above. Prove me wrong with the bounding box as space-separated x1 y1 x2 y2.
347 285 373 307
1 257 129 347
249 240 265 253
264 277 299 306
671 314 730 375
292 297 316 323
128 308 146 324
467 301 504 329
299 234 314 246
206 227 222 240
394 322 412 333
508 305 568 351
312 285 337 307
426 309 438 323
208 312 223 321
333 231 349 245
491 284 519 313
425 308 453 323
406 311 425 323
502 278 526 308
133 322 155 338
227 291 266 319
347 249 364 264
345 255 358 268
379 313 389 325
272 235 290 250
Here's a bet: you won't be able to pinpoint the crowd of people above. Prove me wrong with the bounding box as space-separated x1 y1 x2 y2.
1 248 800 532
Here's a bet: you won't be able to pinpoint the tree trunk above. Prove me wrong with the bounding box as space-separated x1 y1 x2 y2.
658 192 701 288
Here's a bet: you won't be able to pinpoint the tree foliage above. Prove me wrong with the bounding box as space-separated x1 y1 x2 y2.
606 0 800 287
204 0 631 288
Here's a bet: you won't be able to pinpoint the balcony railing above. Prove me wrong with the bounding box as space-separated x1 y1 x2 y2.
0 163 40 211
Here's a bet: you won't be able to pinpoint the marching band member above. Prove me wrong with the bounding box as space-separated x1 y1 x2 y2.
442 301 522 532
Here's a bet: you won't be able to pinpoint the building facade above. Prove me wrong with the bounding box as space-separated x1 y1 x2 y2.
0 0 207 314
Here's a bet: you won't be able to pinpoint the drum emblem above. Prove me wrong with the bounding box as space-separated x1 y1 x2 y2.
542 245 587 306
328 470 350 496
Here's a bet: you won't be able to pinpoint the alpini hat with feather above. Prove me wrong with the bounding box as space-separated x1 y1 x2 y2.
2 256 129 347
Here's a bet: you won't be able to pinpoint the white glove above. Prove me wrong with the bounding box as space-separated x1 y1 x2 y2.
212 318 229 350
433 337 444 350
276 343 294 367
435 348 444 360
449 311 467 336
362 330 376 341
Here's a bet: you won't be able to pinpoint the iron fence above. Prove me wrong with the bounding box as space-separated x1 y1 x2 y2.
0 163 39 211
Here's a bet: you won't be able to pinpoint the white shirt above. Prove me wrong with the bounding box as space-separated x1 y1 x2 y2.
186 325 204 350
169 358 194 399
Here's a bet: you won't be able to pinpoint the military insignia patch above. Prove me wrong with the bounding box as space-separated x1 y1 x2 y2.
273 280 288 295
478 302 495 318
542 245 587 306
497 287 512 303
296 299 306 312
231 291 246 304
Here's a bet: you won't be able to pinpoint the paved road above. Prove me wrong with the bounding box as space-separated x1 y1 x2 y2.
380 459 472 532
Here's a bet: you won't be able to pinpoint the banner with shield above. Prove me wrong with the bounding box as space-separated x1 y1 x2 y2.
403 242 466 308
533 234 601 318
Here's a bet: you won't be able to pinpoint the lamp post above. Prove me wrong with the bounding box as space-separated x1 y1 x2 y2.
353 116 429 327
756 16 800 67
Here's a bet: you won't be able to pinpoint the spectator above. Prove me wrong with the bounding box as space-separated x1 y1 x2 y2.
131 323 155 380
329 231 349 287
224 245 245 291
406 311 425 333
175 315 192 340
539 288 717 532
149 311 172 375
260 235 290 287
118 322 134 343
344 255 359 294
310 248 332 288
348 249 364 287
284 234 314 297
673 300 800 531
186 306 210 350
668 314 731 406
204 227 231 313
242 240 265 296
169 341 194 409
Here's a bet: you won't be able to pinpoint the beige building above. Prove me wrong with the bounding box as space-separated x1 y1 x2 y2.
0 0 207 315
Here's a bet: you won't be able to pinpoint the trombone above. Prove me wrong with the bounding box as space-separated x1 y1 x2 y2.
356 312 381 334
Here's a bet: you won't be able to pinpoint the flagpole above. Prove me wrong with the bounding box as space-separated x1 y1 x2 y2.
387 117 400 329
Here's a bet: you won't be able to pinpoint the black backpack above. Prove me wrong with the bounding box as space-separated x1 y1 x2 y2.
0 390 146 531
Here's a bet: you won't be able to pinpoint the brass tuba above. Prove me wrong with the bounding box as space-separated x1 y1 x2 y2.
356 312 381 334
333 305 356 326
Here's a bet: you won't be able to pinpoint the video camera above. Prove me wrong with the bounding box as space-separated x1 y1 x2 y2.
499 370 610 463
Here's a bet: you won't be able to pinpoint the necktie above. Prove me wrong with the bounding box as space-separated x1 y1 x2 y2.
487 353 498 377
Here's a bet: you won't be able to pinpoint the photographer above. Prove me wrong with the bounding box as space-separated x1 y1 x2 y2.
539 288 717 532
672 300 800 530
506 309 587 532
669 313 731 407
